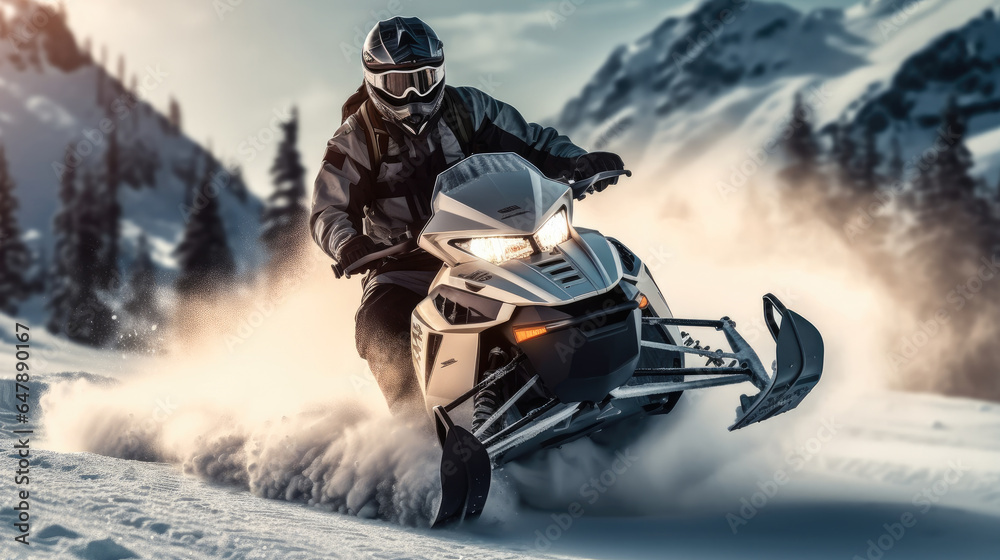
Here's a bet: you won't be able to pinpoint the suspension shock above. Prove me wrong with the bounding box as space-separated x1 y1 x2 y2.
472 348 509 438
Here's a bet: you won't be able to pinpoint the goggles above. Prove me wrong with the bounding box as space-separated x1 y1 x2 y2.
366 64 445 100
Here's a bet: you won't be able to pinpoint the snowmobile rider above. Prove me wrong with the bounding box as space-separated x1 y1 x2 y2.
310 16 625 418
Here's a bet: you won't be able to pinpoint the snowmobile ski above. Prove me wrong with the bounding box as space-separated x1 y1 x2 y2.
727 294 824 430
431 406 492 527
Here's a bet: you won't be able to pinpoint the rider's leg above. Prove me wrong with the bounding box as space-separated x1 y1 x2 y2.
355 283 427 418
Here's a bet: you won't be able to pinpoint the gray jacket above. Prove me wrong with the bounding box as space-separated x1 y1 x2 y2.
310 86 587 273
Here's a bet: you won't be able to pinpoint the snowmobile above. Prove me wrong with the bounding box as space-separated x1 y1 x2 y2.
335 153 825 527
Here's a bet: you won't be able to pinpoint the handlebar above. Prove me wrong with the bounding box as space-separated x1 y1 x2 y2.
569 169 632 200
332 238 418 279
331 170 631 279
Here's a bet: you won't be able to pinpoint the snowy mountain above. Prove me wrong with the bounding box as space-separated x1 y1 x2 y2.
0 0 264 282
555 0 1000 189
845 8 1000 171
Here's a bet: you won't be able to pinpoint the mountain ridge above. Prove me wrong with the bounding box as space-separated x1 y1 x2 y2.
0 0 263 279
554 0 1000 189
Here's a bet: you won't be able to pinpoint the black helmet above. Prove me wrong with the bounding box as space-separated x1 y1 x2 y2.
362 17 446 136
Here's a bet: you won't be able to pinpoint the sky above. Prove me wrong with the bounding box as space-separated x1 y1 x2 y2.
59 0 861 197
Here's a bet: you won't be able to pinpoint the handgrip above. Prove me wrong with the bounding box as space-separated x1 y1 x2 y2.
570 169 632 199
331 239 419 279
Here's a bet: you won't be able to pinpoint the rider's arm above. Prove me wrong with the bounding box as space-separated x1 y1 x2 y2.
309 118 374 262
453 86 587 179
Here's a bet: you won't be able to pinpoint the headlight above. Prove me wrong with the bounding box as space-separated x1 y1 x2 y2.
534 210 570 252
455 209 571 265
456 236 534 265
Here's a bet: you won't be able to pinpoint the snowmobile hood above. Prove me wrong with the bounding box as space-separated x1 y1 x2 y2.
418 153 622 306
425 152 572 238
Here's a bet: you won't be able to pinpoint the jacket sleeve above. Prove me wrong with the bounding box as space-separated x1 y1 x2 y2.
453 86 587 179
309 117 373 262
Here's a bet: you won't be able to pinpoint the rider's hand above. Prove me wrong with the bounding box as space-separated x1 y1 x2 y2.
573 152 625 193
339 235 378 274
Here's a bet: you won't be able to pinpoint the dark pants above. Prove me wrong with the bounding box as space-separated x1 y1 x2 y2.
355 283 427 417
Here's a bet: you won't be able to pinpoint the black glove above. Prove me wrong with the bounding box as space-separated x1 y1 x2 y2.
572 151 625 194
338 235 378 274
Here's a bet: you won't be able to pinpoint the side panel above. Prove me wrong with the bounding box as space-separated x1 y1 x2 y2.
412 294 508 418
608 237 683 346
424 332 480 410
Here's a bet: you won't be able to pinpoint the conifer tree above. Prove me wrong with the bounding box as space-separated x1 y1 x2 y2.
120 234 163 351
930 99 977 207
168 97 182 135
887 136 905 185
857 125 882 193
779 93 821 186
830 121 858 190
99 129 122 290
261 107 308 271
174 153 236 295
64 171 115 345
0 145 30 314
904 98 991 299
47 146 78 333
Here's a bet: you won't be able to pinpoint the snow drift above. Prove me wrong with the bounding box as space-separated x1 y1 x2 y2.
39 252 445 526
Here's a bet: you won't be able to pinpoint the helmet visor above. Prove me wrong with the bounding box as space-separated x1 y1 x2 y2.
367 65 445 100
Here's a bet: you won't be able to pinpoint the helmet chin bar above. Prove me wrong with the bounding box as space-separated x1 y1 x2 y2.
367 81 445 136
401 114 429 135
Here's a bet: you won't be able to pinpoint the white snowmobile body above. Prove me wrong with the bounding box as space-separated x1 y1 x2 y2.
411 153 678 424
335 153 825 526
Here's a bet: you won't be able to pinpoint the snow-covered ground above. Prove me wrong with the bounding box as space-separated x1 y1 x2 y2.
6 273 995 553
2 385 999 559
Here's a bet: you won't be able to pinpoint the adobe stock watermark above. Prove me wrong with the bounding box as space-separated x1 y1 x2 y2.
852 460 967 560
222 249 325 352
877 0 926 43
179 165 234 224
338 0 419 62
6 2 53 52
546 0 588 29
730 286 801 346
727 417 841 534
717 84 832 201
640 244 674 273
52 64 169 181
235 107 295 163
180 105 292 224
533 448 639 551
844 124 963 243
348 361 380 396
123 395 180 451
671 0 751 70
886 253 1000 372
591 116 633 151
212 0 248 21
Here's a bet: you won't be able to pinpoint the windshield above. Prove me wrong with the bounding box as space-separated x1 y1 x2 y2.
432 153 546 198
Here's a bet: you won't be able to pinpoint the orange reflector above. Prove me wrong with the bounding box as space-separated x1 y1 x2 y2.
514 325 548 343
638 295 649 309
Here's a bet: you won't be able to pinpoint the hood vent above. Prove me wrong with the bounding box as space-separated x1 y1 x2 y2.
536 256 584 287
